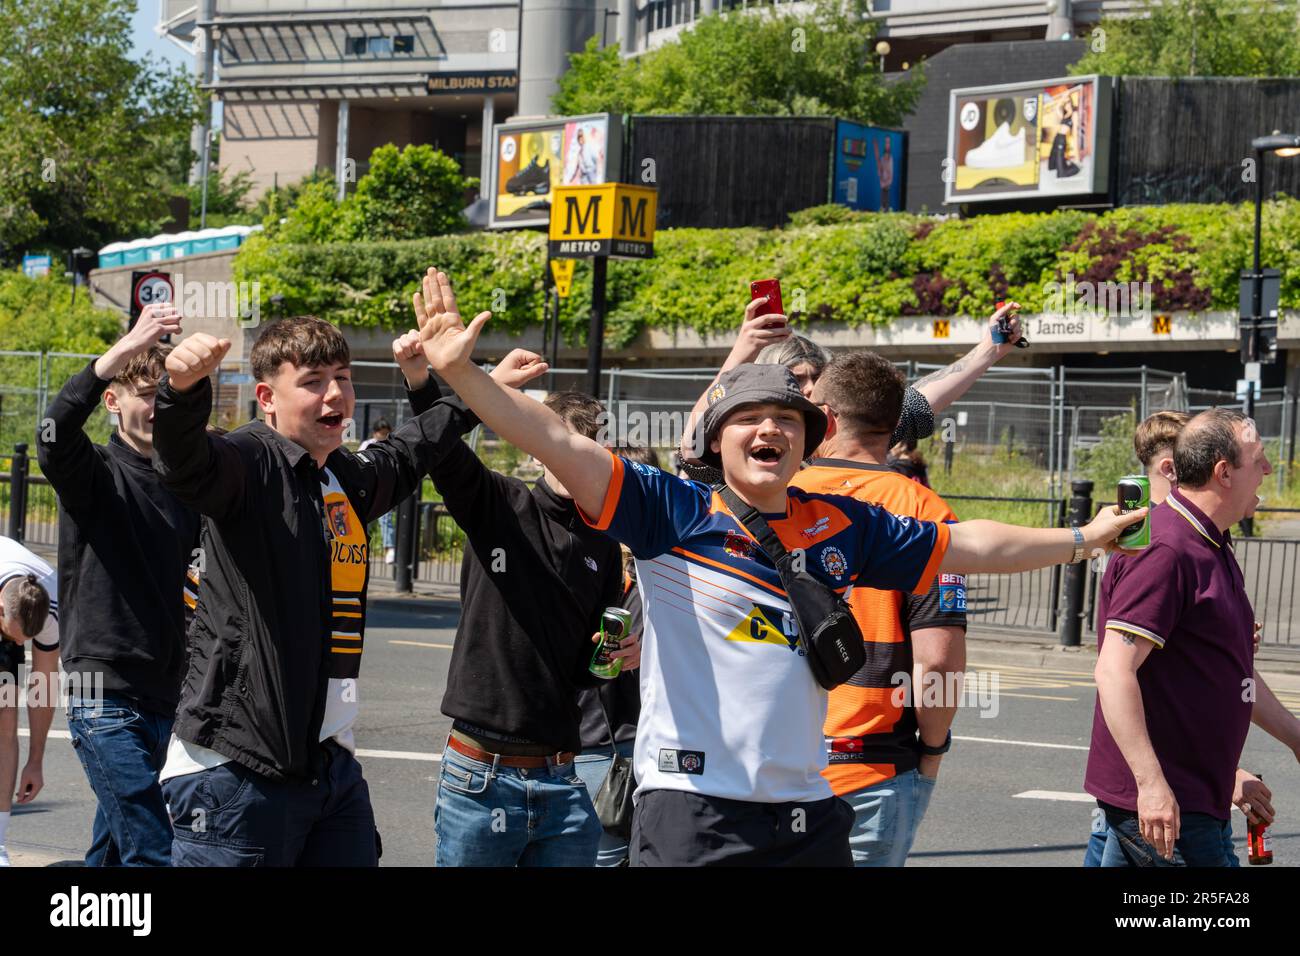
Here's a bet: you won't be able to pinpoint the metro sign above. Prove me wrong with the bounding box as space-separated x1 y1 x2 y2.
548 183 657 259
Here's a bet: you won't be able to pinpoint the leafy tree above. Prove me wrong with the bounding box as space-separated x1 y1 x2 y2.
0 0 201 262
554 0 925 124
1077 411 1141 494
262 145 473 243
342 144 476 241
1072 0 1300 77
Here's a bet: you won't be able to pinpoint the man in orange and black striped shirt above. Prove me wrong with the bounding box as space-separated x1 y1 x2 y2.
792 352 967 867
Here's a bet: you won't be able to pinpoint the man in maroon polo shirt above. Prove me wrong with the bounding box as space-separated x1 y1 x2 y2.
1086 408 1300 866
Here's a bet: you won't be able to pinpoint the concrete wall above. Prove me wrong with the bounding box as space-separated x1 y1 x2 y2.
222 102 324 196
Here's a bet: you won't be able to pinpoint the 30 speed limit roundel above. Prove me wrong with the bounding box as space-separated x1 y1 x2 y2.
134 273 173 310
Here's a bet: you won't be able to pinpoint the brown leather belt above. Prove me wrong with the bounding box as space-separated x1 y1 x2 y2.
446 733 575 768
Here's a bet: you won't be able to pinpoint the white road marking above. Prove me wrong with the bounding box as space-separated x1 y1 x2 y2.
356 748 442 762
1013 790 1096 802
17 728 443 763
389 640 455 649
954 734 1089 751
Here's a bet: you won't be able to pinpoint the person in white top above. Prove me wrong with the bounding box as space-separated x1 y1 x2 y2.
0 536 60 867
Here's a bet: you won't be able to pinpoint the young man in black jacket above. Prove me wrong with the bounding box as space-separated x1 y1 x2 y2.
36 303 198 867
399 273 634 867
151 317 542 866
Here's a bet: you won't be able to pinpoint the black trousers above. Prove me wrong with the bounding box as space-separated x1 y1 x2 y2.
630 789 853 867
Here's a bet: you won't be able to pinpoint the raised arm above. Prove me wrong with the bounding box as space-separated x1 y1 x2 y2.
37 303 182 509
153 333 249 522
940 507 1144 574
911 303 1023 414
414 268 611 518
679 296 792 462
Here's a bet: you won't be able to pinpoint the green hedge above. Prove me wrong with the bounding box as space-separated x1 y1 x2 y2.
233 199 1300 348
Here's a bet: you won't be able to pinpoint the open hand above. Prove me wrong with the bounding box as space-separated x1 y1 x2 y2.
165 332 232 393
125 303 183 351
412 267 490 374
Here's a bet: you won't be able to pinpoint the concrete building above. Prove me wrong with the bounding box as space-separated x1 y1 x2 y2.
627 1 1139 60
160 0 528 200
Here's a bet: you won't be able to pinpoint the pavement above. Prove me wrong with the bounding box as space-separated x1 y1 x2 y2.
6 593 1300 867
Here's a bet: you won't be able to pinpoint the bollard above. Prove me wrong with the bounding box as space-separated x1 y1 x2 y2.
1059 478 1094 647
943 435 954 476
8 443 29 543
393 488 419 594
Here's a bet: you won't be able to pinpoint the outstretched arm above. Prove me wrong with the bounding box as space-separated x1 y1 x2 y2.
940 507 1145 574
912 302 1023 414
414 268 612 518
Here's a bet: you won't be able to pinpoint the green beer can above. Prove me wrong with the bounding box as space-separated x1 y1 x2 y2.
589 606 633 679
1117 475 1151 549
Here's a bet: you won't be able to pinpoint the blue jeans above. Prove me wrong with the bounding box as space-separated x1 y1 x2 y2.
163 741 377 867
1101 808 1238 867
839 769 936 867
66 694 174 867
573 740 635 867
379 511 395 550
433 744 601 867
1083 808 1108 866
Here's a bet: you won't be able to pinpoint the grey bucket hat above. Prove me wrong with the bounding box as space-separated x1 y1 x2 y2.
697 363 827 468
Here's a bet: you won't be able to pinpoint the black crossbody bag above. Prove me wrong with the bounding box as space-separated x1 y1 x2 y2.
719 486 866 690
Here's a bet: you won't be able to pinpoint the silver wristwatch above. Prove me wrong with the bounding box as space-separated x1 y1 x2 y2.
1070 526 1086 564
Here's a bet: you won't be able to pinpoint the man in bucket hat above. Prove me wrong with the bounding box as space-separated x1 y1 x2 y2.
415 267 1144 866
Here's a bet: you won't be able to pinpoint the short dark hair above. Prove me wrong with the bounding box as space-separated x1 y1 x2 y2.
111 345 170 393
1134 410 1190 469
615 445 660 470
372 419 392 435
1174 408 1244 489
815 351 905 439
544 391 604 441
251 316 350 382
2 574 49 639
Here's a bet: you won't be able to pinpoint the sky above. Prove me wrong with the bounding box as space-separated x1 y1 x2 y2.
131 1 192 73
131 2 223 127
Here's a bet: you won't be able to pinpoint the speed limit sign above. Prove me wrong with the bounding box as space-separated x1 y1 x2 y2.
132 271 172 310
130 271 174 330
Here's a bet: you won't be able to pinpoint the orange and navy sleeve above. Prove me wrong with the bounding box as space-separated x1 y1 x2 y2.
578 450 709 559
852 501 951 596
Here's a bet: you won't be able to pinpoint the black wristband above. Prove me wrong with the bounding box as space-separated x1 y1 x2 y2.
919 729 952 756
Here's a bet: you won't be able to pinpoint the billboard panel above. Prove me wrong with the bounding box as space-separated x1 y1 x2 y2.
489 113 622 229
945 75 1112 204
833 121 906 212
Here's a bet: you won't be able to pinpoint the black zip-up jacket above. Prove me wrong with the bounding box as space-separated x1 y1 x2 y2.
407 381 624 753
37 360 199 713
152 374 465 782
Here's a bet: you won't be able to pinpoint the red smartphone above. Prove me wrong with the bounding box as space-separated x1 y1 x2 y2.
750 278 784 319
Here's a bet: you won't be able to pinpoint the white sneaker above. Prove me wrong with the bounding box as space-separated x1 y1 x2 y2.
964 121 1026 169
384 548 395 565
0 845 11 867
